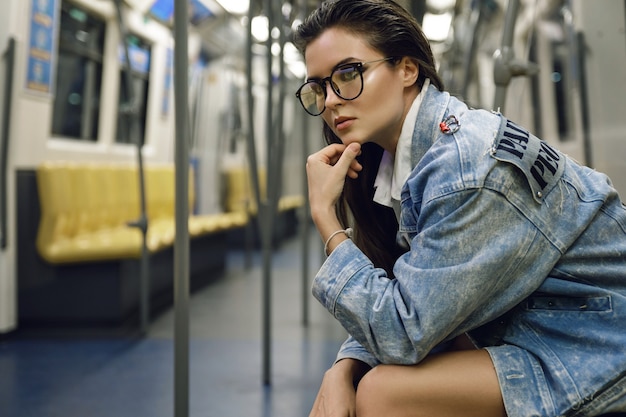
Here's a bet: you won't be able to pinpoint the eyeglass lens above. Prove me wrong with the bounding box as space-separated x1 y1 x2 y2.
297 64 363 116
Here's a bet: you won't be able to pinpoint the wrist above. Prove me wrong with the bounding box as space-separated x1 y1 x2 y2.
324 228 353 256
310 205 337 225
332 358 371 387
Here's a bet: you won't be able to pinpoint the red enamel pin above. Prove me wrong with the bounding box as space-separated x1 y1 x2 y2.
439 115 460 134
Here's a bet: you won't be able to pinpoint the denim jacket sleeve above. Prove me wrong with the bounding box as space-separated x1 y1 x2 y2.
314 183 554 364
335 335 381 368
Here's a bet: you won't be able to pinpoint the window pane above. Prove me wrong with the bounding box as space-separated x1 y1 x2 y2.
51 1 105 141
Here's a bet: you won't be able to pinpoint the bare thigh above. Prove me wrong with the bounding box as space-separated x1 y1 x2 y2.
355 349 507 417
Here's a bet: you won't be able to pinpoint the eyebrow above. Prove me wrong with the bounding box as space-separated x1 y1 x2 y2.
306 57 360 82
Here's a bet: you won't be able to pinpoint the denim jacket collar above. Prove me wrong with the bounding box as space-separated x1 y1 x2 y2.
410 84 451 168
373 79 430 212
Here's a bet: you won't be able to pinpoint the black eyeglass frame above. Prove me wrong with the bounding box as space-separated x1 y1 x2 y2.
295 57 397 116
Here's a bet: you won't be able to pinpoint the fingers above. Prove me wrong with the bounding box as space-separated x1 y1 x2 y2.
306 143 362 216
338 143 362 178
307 143 362 178
347 158 363 179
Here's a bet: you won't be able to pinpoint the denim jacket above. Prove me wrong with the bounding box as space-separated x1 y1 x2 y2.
313 86 626 416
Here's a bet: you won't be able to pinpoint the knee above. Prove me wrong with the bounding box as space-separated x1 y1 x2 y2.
355 365 396 417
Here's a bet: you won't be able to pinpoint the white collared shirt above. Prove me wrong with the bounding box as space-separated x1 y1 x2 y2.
373 79 430 220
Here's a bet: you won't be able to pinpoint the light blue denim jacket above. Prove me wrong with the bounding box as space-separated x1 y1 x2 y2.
313 85 626 417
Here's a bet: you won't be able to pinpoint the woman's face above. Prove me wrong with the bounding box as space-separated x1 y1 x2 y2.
304 27 417 151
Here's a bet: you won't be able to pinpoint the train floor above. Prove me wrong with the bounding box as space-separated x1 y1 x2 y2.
0 229 348 417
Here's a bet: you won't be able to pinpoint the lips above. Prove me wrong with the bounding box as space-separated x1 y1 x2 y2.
334 116 355 131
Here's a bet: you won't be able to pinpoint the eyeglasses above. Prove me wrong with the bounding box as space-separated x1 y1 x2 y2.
295 57 396 116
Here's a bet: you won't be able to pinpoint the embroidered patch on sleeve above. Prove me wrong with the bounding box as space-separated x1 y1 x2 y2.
490 117 565 204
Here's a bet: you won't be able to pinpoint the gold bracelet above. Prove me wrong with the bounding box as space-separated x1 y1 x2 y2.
324 228 353 256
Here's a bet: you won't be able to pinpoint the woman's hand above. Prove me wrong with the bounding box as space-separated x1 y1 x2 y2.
309 359 365 417
306 142 362 220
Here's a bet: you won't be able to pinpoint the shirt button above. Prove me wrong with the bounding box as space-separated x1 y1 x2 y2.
536 191 543 198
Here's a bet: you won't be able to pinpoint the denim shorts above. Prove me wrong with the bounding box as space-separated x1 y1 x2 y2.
486 345 626 417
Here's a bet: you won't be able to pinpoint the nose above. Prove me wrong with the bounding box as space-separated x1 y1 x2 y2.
324 80 342 110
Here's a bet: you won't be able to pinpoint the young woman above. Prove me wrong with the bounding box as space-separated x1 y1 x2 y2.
293 1 626 416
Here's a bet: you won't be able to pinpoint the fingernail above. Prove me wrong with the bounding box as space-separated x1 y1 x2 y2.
348 143 360 152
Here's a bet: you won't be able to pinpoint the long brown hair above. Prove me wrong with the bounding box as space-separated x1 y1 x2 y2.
294 0 444 275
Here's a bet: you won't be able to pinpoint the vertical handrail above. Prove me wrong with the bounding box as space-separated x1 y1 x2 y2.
244 2 259 272
114 0 150 335
493 0 520 111
245 8 263 218
0 38 15 250
173 0 191 415
576 31 592 168
300 115 310 326
260 0 276 386
409 0 426 24
300 3 310 327
264 0 288 379
492 0 538 112
460 0 485 101
244 0 276 385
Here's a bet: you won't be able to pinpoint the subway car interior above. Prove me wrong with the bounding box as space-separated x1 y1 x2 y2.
0 0 625 416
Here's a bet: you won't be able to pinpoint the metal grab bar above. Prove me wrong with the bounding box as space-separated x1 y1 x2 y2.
1 38 15 250
493 0 539 112
113 0 151 335
173 0 191 416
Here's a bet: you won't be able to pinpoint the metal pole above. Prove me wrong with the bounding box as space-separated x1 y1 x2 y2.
245 1 262 276
493 0 519 111
299 1 310 327
173 0 190 415
263 0 288 364
245 6 263 212
273 2 287 215
300 109 310 326
260 0 276 386
492 0 539 112
0 38 15 250
114 0 150 335
244 0 274 385
409 0 426 24
461 0 484 101
576 31 593 169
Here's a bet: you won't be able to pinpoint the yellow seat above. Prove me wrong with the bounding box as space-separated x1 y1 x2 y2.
35 161 249 264
222 166 305 215
36 163 143 264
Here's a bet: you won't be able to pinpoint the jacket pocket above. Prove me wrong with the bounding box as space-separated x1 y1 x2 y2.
525 295 612 312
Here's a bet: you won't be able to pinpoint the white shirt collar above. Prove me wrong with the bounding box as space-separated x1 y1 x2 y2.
373 79 430 212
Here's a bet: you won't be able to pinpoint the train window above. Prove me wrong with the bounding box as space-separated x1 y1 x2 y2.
51 1 105 141
116 36 151 146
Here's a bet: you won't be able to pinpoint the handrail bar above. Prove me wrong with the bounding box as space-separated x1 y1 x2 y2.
1 38 16 250
113 0 151 335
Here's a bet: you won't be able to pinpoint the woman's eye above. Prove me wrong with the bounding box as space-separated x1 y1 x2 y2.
335 68 358 82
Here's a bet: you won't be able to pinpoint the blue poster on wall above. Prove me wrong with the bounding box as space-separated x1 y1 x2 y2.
149 0 214 26
26 0 59 94
118 43 152 75
162 48 173 116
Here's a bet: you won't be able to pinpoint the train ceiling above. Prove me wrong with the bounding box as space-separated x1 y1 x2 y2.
129 0 315 59
136 0 318 27
129 0 435 61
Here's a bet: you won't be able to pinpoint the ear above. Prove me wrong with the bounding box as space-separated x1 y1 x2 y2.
399 57 419 87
